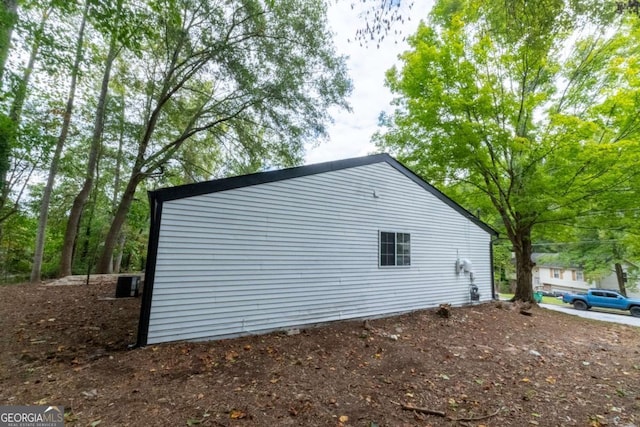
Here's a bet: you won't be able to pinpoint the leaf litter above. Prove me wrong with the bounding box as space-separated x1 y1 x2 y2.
0 280 639 426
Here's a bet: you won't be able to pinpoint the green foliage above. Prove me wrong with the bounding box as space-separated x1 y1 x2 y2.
547 213 640 292
376 0 640 301
0 0 351 280
493 242 515 292
93 0 352 271
0 113 14 188
0 0 18 86
0 211 35 283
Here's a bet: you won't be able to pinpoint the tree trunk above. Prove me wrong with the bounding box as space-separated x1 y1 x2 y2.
96 172 143 273
112 95 125 206
0 0 18 198
614 262 626 297
0 8 48 236
512 227 535 302
9 8 48 125
59 26 119 277
113 232 125 273
30 0 89 283
0 0 17 90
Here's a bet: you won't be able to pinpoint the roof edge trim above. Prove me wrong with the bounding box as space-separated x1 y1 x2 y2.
149 152 497 236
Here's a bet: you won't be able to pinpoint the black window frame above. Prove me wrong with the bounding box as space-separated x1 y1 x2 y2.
379 231 411 267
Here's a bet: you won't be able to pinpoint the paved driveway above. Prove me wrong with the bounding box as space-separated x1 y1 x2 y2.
540 303 640 327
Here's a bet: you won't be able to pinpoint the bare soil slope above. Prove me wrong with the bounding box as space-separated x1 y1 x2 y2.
1 280 639 426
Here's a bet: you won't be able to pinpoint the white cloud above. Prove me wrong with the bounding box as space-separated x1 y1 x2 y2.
305 0 434 165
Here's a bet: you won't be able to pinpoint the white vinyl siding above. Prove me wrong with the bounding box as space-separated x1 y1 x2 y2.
147 162 493 344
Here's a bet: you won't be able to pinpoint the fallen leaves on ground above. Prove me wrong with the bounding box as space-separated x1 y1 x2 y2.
0 281 639 426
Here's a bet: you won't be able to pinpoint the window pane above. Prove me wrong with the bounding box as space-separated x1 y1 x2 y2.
397 254 411 266
382 253 395 266
395 233 410 266
380 232 395 266
381 232 394 244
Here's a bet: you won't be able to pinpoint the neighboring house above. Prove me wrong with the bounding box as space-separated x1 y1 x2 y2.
531 253 593 294
531 253 640 297
137 154 497 346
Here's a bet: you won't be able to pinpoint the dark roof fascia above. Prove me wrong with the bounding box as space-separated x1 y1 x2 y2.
150 153 390 203
136 192 163 347
148 153 497 236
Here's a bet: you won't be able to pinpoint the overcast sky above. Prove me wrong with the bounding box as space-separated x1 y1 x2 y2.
304 0 435 165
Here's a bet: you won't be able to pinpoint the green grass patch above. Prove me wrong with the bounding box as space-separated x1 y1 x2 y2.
497 293 566 306
541 296 565 306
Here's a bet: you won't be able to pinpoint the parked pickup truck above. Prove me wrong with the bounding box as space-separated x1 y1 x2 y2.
562 289 640 317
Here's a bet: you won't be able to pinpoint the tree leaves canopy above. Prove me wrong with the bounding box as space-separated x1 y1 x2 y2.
130 0 351 175
375 0 640 300
1 0 352 279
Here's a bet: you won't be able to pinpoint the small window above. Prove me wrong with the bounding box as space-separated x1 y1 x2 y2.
576 271 584 281
551 268 562 279
379 232 411 267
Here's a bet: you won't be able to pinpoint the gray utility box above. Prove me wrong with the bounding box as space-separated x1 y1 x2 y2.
116 275 140 298
470 285 480 301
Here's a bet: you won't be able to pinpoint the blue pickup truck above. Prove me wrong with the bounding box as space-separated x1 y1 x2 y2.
562 289 640 317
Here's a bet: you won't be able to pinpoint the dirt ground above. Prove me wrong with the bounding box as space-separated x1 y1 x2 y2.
1 280 639 427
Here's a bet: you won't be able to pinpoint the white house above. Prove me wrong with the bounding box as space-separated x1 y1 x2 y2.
532 253 592 293
532 253 640 297
137 154 497 346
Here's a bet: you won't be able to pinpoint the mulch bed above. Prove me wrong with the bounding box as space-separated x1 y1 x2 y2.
0 280 639 426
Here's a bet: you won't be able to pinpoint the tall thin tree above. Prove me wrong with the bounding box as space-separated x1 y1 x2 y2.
59 0 124 277
95 0 351 272
0 7 51 221
30 0 89 283
0 0 18 89
0 0 18 196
